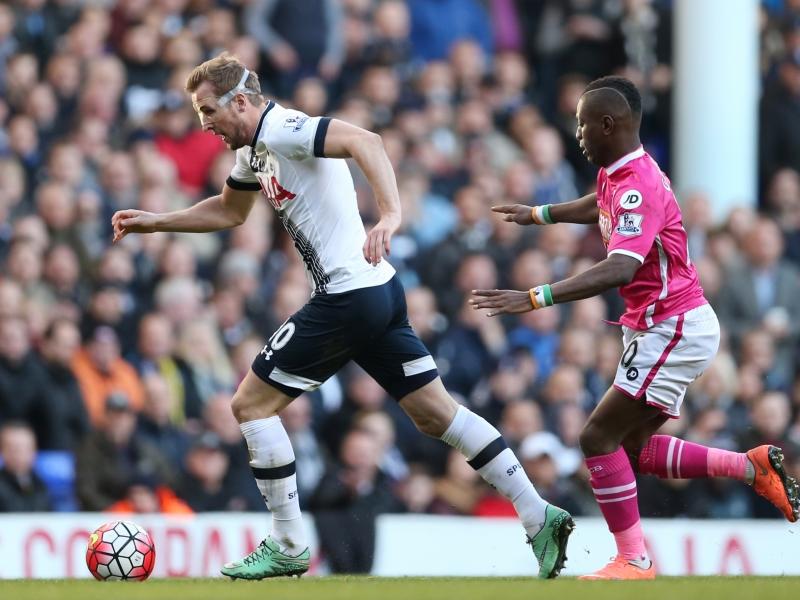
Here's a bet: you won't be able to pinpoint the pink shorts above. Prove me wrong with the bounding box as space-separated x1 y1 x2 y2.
613 304 720 418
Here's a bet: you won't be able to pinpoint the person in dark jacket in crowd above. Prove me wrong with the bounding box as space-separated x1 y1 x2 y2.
0 422 51 512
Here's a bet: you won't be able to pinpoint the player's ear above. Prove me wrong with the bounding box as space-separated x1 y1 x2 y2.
602 115 614 135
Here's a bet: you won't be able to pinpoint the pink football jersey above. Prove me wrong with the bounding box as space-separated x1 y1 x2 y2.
596 146 707 330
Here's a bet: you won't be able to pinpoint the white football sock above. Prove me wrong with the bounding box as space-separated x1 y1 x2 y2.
240 416 306 554
440 406 548 536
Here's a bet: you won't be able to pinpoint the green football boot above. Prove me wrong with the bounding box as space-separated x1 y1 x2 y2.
221 537 310 580
526 504 575 579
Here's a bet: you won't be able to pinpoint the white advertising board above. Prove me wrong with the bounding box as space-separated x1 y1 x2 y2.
0 514 796 578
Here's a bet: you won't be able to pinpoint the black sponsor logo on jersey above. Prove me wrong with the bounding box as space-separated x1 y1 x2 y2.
626 367 639 381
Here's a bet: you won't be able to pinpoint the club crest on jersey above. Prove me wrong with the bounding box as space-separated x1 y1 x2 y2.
249 151 266 173
619 189 643 209
616 212 643 236
599 209 612 246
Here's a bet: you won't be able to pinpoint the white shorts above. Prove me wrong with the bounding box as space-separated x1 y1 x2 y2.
613 303 720 418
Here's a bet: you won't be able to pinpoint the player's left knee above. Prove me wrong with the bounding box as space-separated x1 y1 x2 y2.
579 421 616 457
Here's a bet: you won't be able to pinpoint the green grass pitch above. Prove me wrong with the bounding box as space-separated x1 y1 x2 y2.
2 577 800 600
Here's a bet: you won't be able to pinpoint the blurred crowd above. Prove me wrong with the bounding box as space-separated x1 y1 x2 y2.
2 0 800 572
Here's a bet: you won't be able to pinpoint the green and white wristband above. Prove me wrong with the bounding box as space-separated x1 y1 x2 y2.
529 284 555 310
531 204 555 225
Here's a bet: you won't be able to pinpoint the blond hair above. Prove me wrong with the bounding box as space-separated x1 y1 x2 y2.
185 52 263 104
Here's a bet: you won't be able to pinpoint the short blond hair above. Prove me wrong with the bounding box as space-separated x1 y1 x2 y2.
185 52 263 104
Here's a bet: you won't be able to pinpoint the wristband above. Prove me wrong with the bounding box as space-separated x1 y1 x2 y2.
531 204 555 225
528 284 554 310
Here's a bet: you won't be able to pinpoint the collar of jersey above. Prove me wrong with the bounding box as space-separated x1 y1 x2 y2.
249 101 275 148
605 145 645 175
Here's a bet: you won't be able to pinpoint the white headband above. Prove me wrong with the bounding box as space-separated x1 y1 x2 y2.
217 68 255 105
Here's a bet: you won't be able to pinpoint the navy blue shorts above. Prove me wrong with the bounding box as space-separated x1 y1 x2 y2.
251 276 438 400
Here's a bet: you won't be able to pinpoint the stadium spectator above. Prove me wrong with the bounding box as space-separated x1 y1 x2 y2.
0 422 51 512
407 0 493 63
353 409 409 482
177 431 250 512
75 392 175 511
128 312 202 421
72 324 145 426
135 372 191 468
244 0 344 97
105 471 193 515
716 217 800 387
38 318 89 451
153 91 225 196
202 393 264 510
0 315 54 448
519 431 583 515
430 448 485 515
760 54 800 188
499 399 544 452
309 429 403 573
396 466 437 514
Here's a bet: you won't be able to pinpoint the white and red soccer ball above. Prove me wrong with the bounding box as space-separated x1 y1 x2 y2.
86 521 156 581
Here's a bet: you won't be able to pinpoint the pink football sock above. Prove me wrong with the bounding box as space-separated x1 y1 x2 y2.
638 435 747 480
586 447 646 561
707 448 748 480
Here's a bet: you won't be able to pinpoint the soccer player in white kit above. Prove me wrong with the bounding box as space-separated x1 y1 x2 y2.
471 76 800 580
112 53 575 579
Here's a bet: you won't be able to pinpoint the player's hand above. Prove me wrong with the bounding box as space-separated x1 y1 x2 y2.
469 289 533 317
491 204 535 226
363 213 400 266
111 209 159 243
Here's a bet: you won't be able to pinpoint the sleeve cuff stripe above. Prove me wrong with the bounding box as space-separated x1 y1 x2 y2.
609 248 645 263
313 117 332 157
226 176 261 191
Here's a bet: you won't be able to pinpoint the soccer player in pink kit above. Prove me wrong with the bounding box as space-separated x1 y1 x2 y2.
471 76 800 580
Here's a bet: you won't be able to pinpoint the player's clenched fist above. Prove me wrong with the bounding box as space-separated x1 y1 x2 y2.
491 204 536 225
111 209 158 243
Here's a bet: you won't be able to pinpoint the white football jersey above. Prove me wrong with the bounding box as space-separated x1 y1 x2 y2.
227 101 395 295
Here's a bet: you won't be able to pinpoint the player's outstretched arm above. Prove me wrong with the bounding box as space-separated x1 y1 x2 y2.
112 185 259 242
321 118 401 266
470 253 639 316
549 192 599 224
491 193 598 226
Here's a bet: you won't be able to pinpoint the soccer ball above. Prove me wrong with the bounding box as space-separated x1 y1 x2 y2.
86 521 156 581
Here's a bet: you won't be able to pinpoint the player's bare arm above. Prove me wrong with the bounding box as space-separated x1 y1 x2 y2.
549 192 599 224
492 192 599 226
470 253 640 317
112 184 259 242
322 118 401 266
